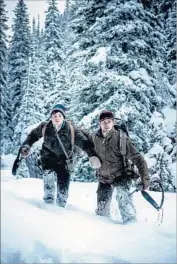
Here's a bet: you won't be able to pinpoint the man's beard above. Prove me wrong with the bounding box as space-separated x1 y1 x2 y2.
102 129 110 137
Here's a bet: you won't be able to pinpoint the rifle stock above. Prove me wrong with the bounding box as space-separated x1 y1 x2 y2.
12 148 22 176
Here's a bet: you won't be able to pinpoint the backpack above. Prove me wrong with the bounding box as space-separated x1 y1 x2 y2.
115 119 139 179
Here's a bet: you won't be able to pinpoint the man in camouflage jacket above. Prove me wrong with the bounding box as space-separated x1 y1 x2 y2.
20 104 101 207
84 110 149 224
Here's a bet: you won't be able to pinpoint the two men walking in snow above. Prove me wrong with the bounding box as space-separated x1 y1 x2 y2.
20 104 100 207
20 104 149 224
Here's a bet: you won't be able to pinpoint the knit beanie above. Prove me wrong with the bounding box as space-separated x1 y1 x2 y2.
50 104 66 118
99 110 114 121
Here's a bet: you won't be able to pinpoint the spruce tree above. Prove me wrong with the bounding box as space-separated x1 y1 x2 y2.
0 0 8 154
7 0 31 152
165 1 176 86
146 110 176 192
67 0 162 120
42 0 64 114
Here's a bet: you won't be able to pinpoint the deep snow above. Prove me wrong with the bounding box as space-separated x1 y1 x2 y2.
1 162 176 264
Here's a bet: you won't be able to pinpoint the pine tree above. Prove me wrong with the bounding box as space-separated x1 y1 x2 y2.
67 0 162 120
150 0 176 107
42 0 65 114
0 0 8 154
165 1 176 86
7 0 31 152
146 110 176 192
27 16 45 124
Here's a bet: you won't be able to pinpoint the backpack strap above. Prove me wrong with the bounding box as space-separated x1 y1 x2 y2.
42 121 50 137
53 121 75 160
119 129 127 167
67 121 75 156
91 133 96 144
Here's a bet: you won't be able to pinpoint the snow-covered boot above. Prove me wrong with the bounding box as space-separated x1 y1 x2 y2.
95 201 111 217
96 182 113 217
56 188 68 208
116 184 137 224
56 168 70 207
43 170 56 204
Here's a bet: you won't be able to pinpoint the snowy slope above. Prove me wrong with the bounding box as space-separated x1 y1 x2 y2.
1 166 176 264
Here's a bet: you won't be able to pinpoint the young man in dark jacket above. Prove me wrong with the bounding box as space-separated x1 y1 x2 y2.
20 104 101 207
84 110 149 224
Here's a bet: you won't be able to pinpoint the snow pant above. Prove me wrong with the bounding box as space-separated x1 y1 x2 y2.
43 165 70 207
96 178 136 223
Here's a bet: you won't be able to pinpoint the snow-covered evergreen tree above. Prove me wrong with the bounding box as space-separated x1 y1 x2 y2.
25 16 45 124
0 0 8 154
42 0 65 114
146 110 176 192
67 0 162 120
150 0 176 108
6 0 31 152
17 17 47 179
165 1 176 86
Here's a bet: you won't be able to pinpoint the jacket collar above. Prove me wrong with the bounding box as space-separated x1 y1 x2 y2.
50 120 68 132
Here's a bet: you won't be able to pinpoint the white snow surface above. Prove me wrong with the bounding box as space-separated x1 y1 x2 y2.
1 156 176 264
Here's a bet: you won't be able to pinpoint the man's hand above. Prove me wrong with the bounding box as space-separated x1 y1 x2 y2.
89 156 101 169
20 145 30 157
142 176 150 190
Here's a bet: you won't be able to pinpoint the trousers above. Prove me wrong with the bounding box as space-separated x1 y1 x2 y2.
96 178 136 223
43 164 70 207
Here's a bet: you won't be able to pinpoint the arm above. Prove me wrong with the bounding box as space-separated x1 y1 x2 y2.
74 128 95 157
126 137 149 188
22 121 46 147
73 127 101 169
80 129 94 143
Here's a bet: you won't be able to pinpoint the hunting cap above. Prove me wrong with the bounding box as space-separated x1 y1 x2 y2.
99 110 114 121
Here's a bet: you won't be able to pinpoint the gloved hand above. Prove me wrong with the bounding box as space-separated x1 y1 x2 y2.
89 156 101 169
142 176 150 190
20 145 30 157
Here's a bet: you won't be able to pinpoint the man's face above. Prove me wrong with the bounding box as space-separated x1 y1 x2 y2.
100 118 114 132
51 111 64 127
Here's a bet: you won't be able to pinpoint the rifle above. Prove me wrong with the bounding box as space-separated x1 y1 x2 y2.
12 148 23 176
130 177 164 224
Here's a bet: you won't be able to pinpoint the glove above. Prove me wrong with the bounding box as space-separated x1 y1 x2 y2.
142 176 150 190
20 145 30 157
89 156 101 169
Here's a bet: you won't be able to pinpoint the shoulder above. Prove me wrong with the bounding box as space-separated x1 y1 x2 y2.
40 120 51 135
41 120 51 129
43 120 50 126
32 121 48 131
